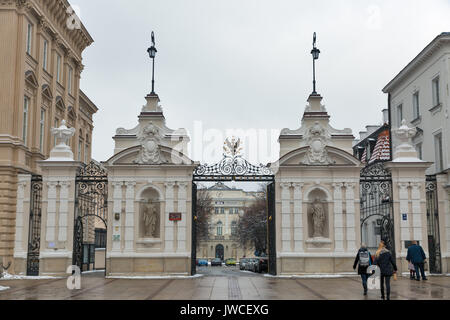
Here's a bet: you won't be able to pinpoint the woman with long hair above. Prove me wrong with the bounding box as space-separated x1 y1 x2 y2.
375 241 397 300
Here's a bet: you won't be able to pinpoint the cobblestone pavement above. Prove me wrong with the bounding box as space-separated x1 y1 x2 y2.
1 267 449 300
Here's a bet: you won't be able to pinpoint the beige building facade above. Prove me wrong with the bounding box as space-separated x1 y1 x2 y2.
0 0 98 273
197 182 259 261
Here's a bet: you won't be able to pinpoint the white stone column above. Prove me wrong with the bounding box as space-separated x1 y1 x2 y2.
14 175 31 259
280 182 292 252
398 182 410 249
124 182 136 251
57 181 70 242
293 183 304 252
410 182 423 241
164 182 176 252
112 181 123 252
177 182 188 252
345 183 356 251
45 181 58 244
333 182 344 252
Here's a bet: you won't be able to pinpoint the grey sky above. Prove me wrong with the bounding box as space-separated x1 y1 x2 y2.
73 0 450 164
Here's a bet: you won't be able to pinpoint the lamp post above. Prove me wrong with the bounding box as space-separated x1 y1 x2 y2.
147 31 158 95
311 32 321 95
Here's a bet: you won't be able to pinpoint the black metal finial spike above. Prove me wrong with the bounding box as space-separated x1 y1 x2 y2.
311 32 320 95
147 31 158 95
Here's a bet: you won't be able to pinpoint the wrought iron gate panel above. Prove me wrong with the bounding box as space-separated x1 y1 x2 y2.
191 182 197 275
426 176 441 274
267 182 277 275
26 175 43 276
360 162 395 258
73 161 108 272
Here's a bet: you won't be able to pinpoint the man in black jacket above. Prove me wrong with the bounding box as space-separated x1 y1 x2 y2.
406 241 427 281
353 244 373 296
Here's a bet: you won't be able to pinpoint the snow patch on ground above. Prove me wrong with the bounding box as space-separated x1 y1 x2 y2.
106 274 204 280
0 272 63 280
265 273 359 279
0 286 10 291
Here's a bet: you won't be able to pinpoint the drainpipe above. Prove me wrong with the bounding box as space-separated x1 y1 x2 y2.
388 92 393 161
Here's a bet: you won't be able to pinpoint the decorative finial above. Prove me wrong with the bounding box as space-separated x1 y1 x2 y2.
311 32 321 95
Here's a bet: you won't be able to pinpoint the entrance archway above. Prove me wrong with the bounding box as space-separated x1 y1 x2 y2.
191 138 276 276
215 244 224 260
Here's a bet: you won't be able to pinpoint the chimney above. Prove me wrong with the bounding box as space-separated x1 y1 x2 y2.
382 109 389 124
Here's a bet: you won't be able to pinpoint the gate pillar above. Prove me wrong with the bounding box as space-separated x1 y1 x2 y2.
384 121 432 272
35 120 80 276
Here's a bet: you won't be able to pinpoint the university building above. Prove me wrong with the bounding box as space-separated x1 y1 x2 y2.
197 182 260 261
0 0 98 273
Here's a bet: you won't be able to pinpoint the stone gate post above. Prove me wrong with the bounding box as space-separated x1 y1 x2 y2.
385 121 432 272
36 121 80 276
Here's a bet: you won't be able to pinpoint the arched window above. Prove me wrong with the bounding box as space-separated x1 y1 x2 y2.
216 221 223 236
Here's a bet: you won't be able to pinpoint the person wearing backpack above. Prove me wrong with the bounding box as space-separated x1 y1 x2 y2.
353 243 373 296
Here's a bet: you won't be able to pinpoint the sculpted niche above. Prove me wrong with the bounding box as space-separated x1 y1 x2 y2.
307 189 329 240
139 187 161 239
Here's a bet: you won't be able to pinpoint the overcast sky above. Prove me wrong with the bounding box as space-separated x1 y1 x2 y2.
73 0 450 165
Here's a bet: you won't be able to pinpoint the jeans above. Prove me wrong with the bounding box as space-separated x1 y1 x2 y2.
414 263 427 280
360 274 369 292
380 275 391 299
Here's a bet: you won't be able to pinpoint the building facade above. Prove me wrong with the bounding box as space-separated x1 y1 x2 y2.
383 32 450 273
0 0 98 272
197 182 259 261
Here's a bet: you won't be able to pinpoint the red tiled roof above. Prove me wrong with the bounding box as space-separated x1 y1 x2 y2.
369 129 391 164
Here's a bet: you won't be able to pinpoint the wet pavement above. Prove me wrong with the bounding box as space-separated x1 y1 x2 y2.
1 267 449 300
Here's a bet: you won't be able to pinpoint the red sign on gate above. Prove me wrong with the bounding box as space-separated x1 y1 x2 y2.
169 212 182 221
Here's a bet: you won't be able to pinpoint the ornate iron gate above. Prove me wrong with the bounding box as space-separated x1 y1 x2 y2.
426 176 441 274
26 175 43 276
191 182 198 275
73 161 108 272
267 181 276 275
360 162 395 257
191 138 276 275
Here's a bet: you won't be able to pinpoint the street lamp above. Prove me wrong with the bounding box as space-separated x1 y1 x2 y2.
311 32 321 95
147 31 158 95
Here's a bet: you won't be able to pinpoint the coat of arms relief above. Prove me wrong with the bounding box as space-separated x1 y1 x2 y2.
302 121 334 165
135 122 168 164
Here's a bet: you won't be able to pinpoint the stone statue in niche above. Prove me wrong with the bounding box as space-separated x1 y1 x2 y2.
311 199 326 237
143 202 158 238
135 122 167 165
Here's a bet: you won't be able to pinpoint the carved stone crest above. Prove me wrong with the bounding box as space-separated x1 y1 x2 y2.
302 122 334 165
135 122 167 164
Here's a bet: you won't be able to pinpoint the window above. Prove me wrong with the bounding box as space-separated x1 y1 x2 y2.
413 91 420 119
56 54 61 83
215 208 219 214
235 208 239 214
415 143 422 160
432 76 440 107
43 40 48 70
84 143 89 163
220 208 225 214
78 139 83 161
23 96 29 145
217 222 223 236
434 133 443 172
26 23 32 54
396 104 403 127
54 119 59 146
231 221 237 236
39 108 45 152
68 66 73 94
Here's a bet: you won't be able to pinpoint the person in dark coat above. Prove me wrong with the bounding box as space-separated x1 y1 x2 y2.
406 241 427 281
375 241 397 300
353 243 373 295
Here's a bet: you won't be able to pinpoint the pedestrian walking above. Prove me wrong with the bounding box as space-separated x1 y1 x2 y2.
408 261 416 280
375 241 397 300
406 241 427 281
353 243 373 296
